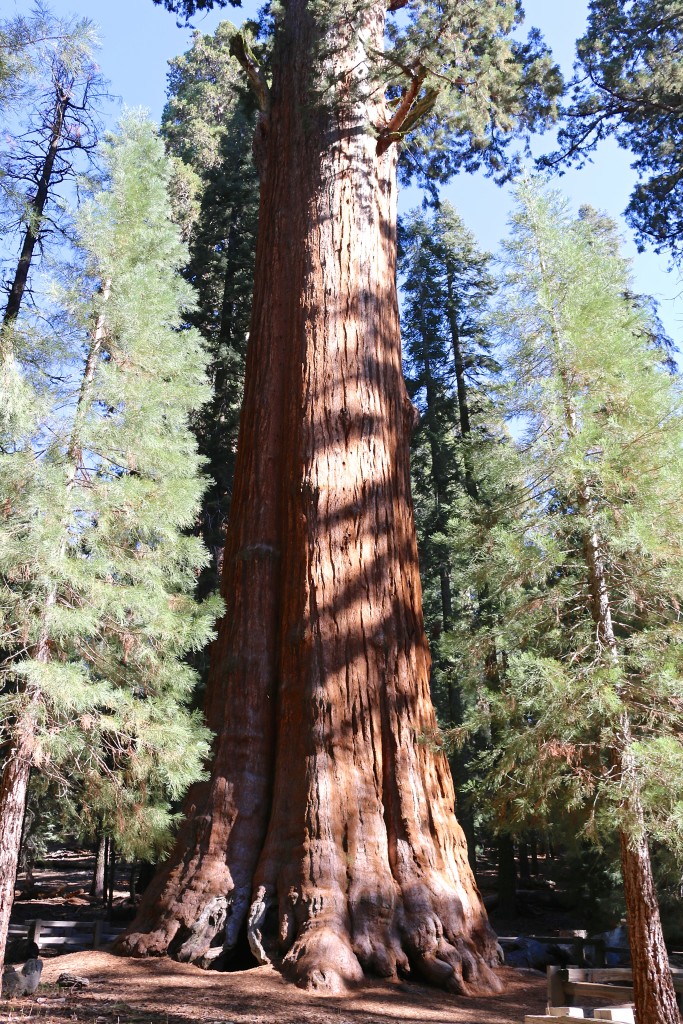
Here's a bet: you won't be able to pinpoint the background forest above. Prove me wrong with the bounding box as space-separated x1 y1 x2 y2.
2 1 683 1022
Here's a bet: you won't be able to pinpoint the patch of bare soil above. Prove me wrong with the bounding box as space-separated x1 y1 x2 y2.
0 951 546 1024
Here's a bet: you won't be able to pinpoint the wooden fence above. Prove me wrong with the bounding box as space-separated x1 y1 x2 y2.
547 965 683 1010
8 919 125 952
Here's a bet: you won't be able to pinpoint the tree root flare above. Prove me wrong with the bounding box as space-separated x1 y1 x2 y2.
282 925 365 994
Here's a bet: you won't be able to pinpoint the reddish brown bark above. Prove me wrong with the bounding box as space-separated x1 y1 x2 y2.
118 0 500 994
621 820 681 1024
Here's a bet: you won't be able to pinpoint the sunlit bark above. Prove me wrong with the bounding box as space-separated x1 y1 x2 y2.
118 0 500 995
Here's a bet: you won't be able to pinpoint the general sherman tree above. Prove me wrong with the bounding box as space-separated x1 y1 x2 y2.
118 0 560 993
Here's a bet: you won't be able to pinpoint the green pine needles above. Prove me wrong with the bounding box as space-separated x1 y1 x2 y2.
471 179 683 856
0 111 220 858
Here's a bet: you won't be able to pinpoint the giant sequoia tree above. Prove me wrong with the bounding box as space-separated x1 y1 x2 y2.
119 0 560 993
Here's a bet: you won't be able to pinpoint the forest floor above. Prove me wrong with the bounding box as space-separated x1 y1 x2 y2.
1 952 547 1024
3 849 577 1024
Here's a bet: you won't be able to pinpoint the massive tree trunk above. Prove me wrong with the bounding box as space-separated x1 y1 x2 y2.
118 1 500 995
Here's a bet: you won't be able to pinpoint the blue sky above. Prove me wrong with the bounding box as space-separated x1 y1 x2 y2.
8 0 681 345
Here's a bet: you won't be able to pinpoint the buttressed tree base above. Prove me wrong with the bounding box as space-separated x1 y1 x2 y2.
118 0 560 994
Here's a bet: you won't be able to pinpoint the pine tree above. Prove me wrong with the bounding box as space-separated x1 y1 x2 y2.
161 22 260 592
0 10 104 328
473 180 683 1024
398 203 500 862
0 111 220 972
399 202 541 904
541 0 683 261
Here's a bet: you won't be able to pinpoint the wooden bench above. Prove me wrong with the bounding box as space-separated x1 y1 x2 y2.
18 919 125 951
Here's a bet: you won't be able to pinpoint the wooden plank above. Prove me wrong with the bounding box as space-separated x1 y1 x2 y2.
593 1009 634 1022
38 928 97 937
31 920 90 929
565 982 634 1003
566 969 633 982
547 1010 597 1018
548 966 570 1007
526 1017 608 1023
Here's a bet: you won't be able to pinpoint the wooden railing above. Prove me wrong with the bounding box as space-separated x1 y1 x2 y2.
547 965 683 1010
8 919 124 952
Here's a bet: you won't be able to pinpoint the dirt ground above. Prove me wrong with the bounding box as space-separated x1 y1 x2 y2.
0 951 547 1024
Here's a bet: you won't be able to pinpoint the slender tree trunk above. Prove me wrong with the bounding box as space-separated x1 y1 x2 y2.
118 0 500 995
582 530 679 1024
530 833 538 876
418 314 453 629
620 811 681 1024
446 679 477 877
445 273 478 502
0 702 36 970
537 229 680 1024
3 86 70 327
91 829 107 900
618 719 681 1024
107 840 116 911
0 283 111 972
578 474 678 1024
518 841 530 884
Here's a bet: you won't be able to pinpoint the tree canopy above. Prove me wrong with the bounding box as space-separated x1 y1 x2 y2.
541 0 683 260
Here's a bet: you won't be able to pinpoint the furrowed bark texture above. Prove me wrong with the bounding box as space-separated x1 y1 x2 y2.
119 0 500 994
620 804 681 1024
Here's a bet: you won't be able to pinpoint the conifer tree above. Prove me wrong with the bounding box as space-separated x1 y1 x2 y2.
0 112 219 972
399 202 533 898
541 0 683 261
399 204 499 859
473 180 683 1024
161 23 259 591
0 9 104 327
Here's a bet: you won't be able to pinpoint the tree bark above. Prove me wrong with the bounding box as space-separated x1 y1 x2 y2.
0 705 35 971
620 820 681 1024
118 0 500 996
91 830 106 900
